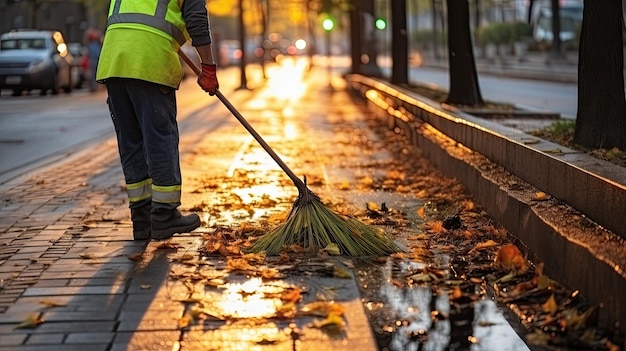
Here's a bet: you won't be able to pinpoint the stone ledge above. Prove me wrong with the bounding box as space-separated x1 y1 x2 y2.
346 73 626 338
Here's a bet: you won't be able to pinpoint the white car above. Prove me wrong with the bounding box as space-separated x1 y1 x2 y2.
0 30 74 96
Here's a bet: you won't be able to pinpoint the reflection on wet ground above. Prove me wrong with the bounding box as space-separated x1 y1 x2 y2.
355 257 530 351
178 57 619 350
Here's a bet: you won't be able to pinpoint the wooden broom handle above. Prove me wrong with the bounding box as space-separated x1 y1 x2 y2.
178 50 307 193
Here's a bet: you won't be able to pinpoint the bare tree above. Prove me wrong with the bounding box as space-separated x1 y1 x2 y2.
574 0 626 150
444 0 483 106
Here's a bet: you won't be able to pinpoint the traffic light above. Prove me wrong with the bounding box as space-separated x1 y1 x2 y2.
322 16 335 32
375 18 387 30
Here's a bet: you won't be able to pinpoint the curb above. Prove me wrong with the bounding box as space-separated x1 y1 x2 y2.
345 73 626 341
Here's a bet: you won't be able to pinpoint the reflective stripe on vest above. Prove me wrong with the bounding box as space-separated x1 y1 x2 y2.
152 184 181 203
107 0 186 46
127 178 152 203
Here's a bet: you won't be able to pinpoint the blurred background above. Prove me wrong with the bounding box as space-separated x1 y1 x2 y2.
3 0 621 69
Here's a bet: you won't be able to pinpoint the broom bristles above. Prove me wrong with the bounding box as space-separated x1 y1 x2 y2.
249 190 403 256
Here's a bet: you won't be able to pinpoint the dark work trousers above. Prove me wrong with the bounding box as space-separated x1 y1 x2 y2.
105 78 181 210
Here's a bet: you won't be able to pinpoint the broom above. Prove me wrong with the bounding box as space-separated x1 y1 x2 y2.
179 51 402 256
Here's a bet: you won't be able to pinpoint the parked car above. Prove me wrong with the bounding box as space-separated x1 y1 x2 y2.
218 39 262 67
0 30 74 96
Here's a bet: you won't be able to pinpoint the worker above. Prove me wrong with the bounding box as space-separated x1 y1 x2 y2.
84 28 101 92
96 0 219 241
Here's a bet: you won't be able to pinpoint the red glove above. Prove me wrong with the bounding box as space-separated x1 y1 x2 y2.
198 63 219 95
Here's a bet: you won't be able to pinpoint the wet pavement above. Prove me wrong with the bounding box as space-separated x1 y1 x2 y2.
0 57 592 350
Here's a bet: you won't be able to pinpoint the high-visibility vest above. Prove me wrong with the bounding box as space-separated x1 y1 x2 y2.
96 0 189 89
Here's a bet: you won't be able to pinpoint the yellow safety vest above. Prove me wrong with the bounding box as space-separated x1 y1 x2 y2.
96 0 189 88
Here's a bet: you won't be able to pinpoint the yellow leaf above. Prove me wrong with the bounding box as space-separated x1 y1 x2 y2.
323 243 341 256
333 265 352 279
311 312 345 330
358 176 374 187
339 181 350 190
15 314 44 329
533 192 547 201
40 299 66 308
301 301 345 317
542 294 558 314
367 202 379 211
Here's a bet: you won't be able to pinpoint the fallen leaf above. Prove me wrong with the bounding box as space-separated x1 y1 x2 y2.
140 284 151 289
407 272 431 283
79 253 96 259
300 301 345 317
541 294 558 314
15 314 44 329
311 312 345 331
333 265 352 279
323 243 341 256
468 239 499 254
281 288 302 303
417 207 426 218
156 242 179 250
127 253 143 261
494 244 526 273
40 299 66 308
178 313 191 328
533 192 547 201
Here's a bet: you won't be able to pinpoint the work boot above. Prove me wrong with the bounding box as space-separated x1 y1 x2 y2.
151 207 200 240
130 204 151 240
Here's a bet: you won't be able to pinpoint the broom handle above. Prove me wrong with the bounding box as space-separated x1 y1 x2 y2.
178 50 307 193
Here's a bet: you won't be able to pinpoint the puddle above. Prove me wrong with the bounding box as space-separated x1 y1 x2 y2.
355 258 531 351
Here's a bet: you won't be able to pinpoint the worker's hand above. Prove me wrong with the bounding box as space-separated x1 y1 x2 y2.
198 63 219 95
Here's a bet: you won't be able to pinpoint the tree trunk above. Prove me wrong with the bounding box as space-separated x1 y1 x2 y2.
444 0 483 106
390 0 408 84
575 0 626 150
349 2 362 74
549 0 563 59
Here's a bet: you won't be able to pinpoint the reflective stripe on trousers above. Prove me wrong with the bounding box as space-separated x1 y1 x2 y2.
152 184 181 203
127 178 152 203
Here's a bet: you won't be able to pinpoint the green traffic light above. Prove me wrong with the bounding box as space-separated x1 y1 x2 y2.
322 17 335 31
375 18 386 30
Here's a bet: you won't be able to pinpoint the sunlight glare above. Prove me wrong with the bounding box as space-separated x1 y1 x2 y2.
219 278 285 318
